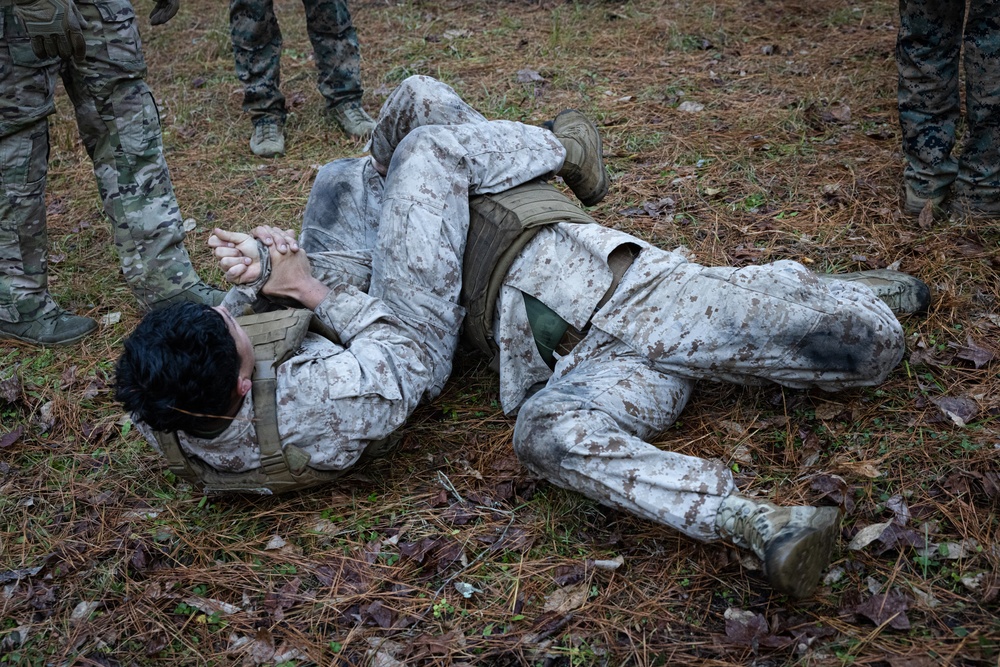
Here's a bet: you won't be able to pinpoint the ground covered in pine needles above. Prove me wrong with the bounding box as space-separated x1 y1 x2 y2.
1 0 998 664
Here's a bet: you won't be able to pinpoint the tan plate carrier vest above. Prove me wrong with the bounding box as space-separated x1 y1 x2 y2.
154 180 589 494
461 180 595 362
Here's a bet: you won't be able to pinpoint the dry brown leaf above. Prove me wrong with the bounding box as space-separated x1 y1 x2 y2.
849 521 892 550
542 582 589 613
852 591 911 630
814 402 847 420
930 396 978 427
917 199 935 229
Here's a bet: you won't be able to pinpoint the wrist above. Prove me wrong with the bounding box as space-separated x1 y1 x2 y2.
290 277 330 310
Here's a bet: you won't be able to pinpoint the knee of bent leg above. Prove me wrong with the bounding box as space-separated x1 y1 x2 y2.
394 75 440 100
391 124 459 168
512 393 582 475
800 305 905 383
101 84 163 160
301 158 371 252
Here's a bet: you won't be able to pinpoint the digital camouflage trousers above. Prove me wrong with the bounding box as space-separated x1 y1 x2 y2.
229 0 362 123
897 0 1000 210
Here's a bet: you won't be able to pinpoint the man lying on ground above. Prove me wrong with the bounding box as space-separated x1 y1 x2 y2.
115 76 931 599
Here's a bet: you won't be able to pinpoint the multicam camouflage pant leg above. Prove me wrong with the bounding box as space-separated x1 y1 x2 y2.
0 0 203 318
0 5 58 322
897 0 1000 206
954 1 1000 209
512 331 736 542
229 0 363 122
71 0 201 304
304 0 362 108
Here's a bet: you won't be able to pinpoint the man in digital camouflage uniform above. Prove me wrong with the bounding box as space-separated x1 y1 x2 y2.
897 0 1000 216
0 0 224 345
116 76 931 599
230 0 373 158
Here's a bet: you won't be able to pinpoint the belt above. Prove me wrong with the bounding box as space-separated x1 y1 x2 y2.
553 242 639 358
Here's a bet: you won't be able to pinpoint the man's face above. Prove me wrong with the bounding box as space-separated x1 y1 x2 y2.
213 306 255 379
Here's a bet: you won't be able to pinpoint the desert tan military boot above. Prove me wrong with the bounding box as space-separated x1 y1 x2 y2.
250 120 285 158
328 100 375 138
549 109 608 206
716 494 841 599
817 270 931 315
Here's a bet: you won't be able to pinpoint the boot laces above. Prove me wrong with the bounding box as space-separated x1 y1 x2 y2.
259 123 279 143
732 508 768 555
342 103 368 124
718 500 771 556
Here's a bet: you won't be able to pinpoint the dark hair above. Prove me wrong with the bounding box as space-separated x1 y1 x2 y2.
115 302 241 433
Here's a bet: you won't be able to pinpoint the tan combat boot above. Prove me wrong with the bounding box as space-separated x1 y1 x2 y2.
816 270 931 315
716 494 841 599
250 120 285 158
549 110 608 206
902 182 946 217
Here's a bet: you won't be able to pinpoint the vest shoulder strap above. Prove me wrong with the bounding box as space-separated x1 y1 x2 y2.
152 308 373 494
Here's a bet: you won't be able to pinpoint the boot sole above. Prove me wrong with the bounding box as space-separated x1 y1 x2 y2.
0 321 97 346
819 270 931 315
764 506 841 599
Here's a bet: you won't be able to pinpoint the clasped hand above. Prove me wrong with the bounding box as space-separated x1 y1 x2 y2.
210 225 300 293
209 226 331 309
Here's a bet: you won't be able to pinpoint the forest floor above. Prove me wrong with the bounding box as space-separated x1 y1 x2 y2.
1 0 997 665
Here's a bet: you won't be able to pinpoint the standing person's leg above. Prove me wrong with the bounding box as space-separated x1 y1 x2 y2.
230 0 286 156
63 0 224 309
896 0 965 213
0 14 96 344
303 0 373 137
513 331 840 599
954 0 1000 214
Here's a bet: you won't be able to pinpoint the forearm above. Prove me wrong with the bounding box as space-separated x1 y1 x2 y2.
282 276 329 310
307 251 372 293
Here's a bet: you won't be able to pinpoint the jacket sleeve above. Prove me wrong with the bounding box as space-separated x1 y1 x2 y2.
273 283 445 462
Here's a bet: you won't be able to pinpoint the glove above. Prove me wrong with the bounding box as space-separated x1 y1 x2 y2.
12 0 87 61
149 0 179 25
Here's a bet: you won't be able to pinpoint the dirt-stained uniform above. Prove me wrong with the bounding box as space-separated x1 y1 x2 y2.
0 0 209 320
897 0 1000 211
140 77 905 543
229 0 362 124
